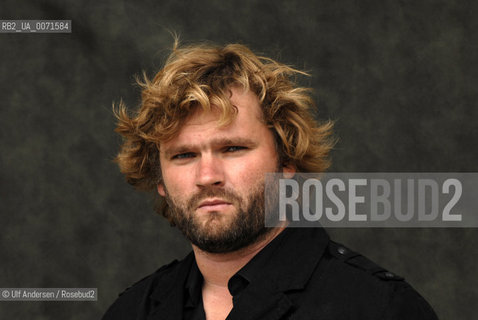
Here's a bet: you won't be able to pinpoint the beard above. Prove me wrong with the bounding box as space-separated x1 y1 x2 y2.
164 183 272 254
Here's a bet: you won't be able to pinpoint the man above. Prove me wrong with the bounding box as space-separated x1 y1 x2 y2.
103 42 438 319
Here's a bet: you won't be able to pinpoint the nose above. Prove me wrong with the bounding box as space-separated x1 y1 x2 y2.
195 154 225 188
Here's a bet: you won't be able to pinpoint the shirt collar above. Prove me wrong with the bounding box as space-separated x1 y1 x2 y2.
146 227 330 320
228 227 330 295
184 257 203 307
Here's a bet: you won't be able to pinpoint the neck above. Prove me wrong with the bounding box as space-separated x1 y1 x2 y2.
192 226 286 289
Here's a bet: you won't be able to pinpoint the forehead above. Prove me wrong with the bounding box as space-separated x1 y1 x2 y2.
162 87 266 148
189 86 262 124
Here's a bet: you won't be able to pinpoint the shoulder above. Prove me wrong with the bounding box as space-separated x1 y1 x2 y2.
326 240 405 282
310 241 438 319
101 258 185 320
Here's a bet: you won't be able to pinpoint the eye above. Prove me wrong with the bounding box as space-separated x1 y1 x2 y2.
224 146 247 152
172 152 196 160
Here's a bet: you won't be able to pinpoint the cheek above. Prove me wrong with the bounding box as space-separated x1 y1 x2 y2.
242 155 278 196
228 159 272 191
245 150 279 176
162 169 191 197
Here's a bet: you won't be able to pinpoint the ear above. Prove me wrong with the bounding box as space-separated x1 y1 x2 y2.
157 183 166 197
282 163 296 179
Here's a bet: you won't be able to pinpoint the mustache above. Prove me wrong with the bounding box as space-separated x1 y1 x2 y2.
186 187 241 212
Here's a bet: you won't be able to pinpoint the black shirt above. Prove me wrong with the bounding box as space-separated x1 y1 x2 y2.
102 227 438 320
183 260 205 319
183 228 288 319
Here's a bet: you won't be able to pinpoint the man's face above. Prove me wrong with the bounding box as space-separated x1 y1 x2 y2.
157 86 293 253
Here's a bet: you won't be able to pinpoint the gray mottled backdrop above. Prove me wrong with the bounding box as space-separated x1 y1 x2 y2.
1 0 477 319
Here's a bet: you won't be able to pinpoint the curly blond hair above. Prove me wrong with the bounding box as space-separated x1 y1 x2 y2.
114 41 334 217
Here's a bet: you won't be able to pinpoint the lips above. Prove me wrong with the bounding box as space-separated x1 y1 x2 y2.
197 199 231 212
197 199 232 209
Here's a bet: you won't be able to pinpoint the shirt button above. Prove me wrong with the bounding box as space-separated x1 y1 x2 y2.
384 272 395 278
337 247 347 255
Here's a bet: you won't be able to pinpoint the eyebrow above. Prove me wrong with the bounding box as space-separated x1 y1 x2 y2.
162 137 257 159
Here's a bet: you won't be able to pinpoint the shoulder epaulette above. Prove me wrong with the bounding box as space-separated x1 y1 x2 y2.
328 241 404 281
